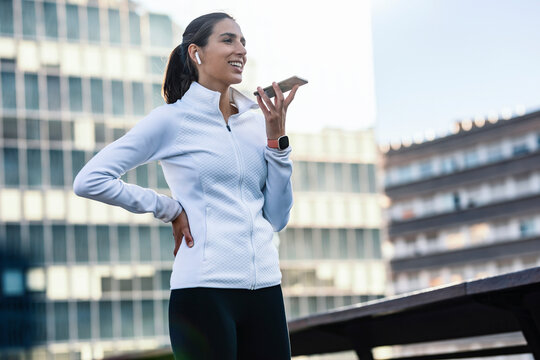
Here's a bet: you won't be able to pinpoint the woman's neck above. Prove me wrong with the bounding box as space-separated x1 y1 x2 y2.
197 79 237 123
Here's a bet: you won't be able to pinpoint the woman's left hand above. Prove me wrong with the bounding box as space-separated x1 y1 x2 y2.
256 82 300 140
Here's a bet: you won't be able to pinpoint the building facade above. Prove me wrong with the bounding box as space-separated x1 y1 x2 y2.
0 0 182 358
383 109 540 357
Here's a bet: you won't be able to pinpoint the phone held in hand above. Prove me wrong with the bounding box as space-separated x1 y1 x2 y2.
254 76 308 98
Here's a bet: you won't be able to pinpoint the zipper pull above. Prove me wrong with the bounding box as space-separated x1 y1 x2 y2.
226 124 231 132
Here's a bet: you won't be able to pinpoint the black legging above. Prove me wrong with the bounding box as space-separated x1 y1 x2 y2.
168 284 291 360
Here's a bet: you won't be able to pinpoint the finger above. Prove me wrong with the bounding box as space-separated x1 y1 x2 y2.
284 84 300 109
183 225 194 248
256 90 271 118
257 85 276 112
272 82 284 108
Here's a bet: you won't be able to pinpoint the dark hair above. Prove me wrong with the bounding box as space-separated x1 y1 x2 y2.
162 12 235 104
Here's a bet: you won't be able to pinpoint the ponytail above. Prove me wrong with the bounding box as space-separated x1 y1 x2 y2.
162 12 234 104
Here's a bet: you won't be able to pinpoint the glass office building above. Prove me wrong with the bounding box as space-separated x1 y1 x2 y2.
0 0 181 358
0 1 386 359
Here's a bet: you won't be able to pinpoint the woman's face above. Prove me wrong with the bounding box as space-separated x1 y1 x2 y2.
197 19 247 88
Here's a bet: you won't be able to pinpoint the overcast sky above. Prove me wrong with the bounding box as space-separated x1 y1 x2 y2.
135 0 540 145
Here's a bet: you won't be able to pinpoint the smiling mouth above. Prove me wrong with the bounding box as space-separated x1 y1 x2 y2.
228 61 243 69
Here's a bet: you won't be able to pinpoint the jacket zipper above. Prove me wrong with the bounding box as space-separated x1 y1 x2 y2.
225 121 257 290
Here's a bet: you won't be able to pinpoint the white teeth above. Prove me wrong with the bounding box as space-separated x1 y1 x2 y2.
228 61 242 68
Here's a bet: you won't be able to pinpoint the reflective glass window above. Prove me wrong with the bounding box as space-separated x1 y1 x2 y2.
90 78 104 113
157 164 167 188
68 77 83 112
138 226 152 262
338 229 348 259
43 2 58 39
316 162 326 191
118 226 131 262
0 0 14 35
66 4 80 40
111 80 124 115
54 302 69 340
27 149 42 186
2 117 17 139
142 300 155 336
22 1 36 38
87 6 100 42
132 82 145 115
29 225 45 263
152 83 162 108
1 72 16 109
77 302 91 339
74 225 89 262
159 227 172 261
96 226 110 262
52 225 67 262
26 119 40 140
4 147 19 186
129 11 141 45
24 73 39 110
49 150 64 186
47 75 61 111
367 164 376 193
99 301 113 338
136 164 148 187
108 9 121 44
149 14 172 47
160 270 171 290
332 163 343 191
6 224 21 256
351 163 360 192
355 229 365 258
48 120 62 141
120 300 134 337
71 150 85 182
371 229 382 258
149 56 166 75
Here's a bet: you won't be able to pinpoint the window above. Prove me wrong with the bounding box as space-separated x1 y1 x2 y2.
419 161 433 178
96 226 111 262
22 1 36 38
27 149 42 186
87 6 100 42
118 226 131 262
52 225 67 262
519 219 535 238
99 301 113 338
160 270 171 290
157 164 168 188
2 117 17 139
48 120 62 141
2 268 24 296
149 56 166 75
94 122 105 144
47 75 61 111
0 0 14 35
129 11 141 45
367 164 376 193
486 143 503 162
43 2 58 39
29 225 45 263
111 80 124 115
71 150 85 182
396 165 412 184
4 147 19 186
294 161 310 191
74 225 89 262
316 162 326 191
132 82 145 115
513 139 529 156
152 83 162 108
371 229 382 258
108 9 121 44
338 229 348 259
120 300 134 337
66 4 80 40
49 150 64 186
159 227 172 261
24 73 39 110
26 119 40 140
142 300 155 336
332 163 343 192
136 164 148 187
321 229 331 258
54 302 69 340
77 302 91 339
90 78 104 113
350 163 360 192
464 151 479 168
1 72 16 109
440 157 457 174
355 229 365 258
303 229 314 259
138 226 152 262
149 14 172 47
68 77 83 112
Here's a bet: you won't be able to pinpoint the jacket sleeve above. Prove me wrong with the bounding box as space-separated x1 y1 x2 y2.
262 146 293 232
72 106 183 223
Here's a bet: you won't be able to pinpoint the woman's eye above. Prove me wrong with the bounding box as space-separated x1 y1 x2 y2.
224 38 232 43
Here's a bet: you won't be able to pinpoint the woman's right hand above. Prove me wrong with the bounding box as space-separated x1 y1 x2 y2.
172 209 194 256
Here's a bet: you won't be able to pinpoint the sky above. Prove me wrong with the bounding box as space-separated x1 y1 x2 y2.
135 0 540 145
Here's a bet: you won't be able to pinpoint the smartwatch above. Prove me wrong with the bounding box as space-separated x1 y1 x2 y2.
268 135 289 150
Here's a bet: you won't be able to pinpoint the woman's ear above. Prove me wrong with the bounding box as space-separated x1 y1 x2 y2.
187 44 200 65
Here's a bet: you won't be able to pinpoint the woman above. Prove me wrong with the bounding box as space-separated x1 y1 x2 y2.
73 12 299 360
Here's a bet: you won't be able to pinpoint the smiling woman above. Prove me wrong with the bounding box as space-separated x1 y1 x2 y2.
73 11 301 360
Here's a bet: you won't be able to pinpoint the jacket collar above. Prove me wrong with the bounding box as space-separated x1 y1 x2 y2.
181 81 259 116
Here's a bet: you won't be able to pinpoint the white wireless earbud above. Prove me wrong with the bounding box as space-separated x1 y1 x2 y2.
195 52 202 65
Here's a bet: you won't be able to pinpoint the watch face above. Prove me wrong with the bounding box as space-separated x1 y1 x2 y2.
278 136 289 150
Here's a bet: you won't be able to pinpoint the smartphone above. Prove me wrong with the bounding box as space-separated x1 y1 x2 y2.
254 76 308 98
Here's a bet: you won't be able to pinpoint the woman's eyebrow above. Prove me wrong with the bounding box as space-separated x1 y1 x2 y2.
219 32 246 44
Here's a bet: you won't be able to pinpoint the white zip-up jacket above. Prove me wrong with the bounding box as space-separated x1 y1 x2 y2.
73 81 293 290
